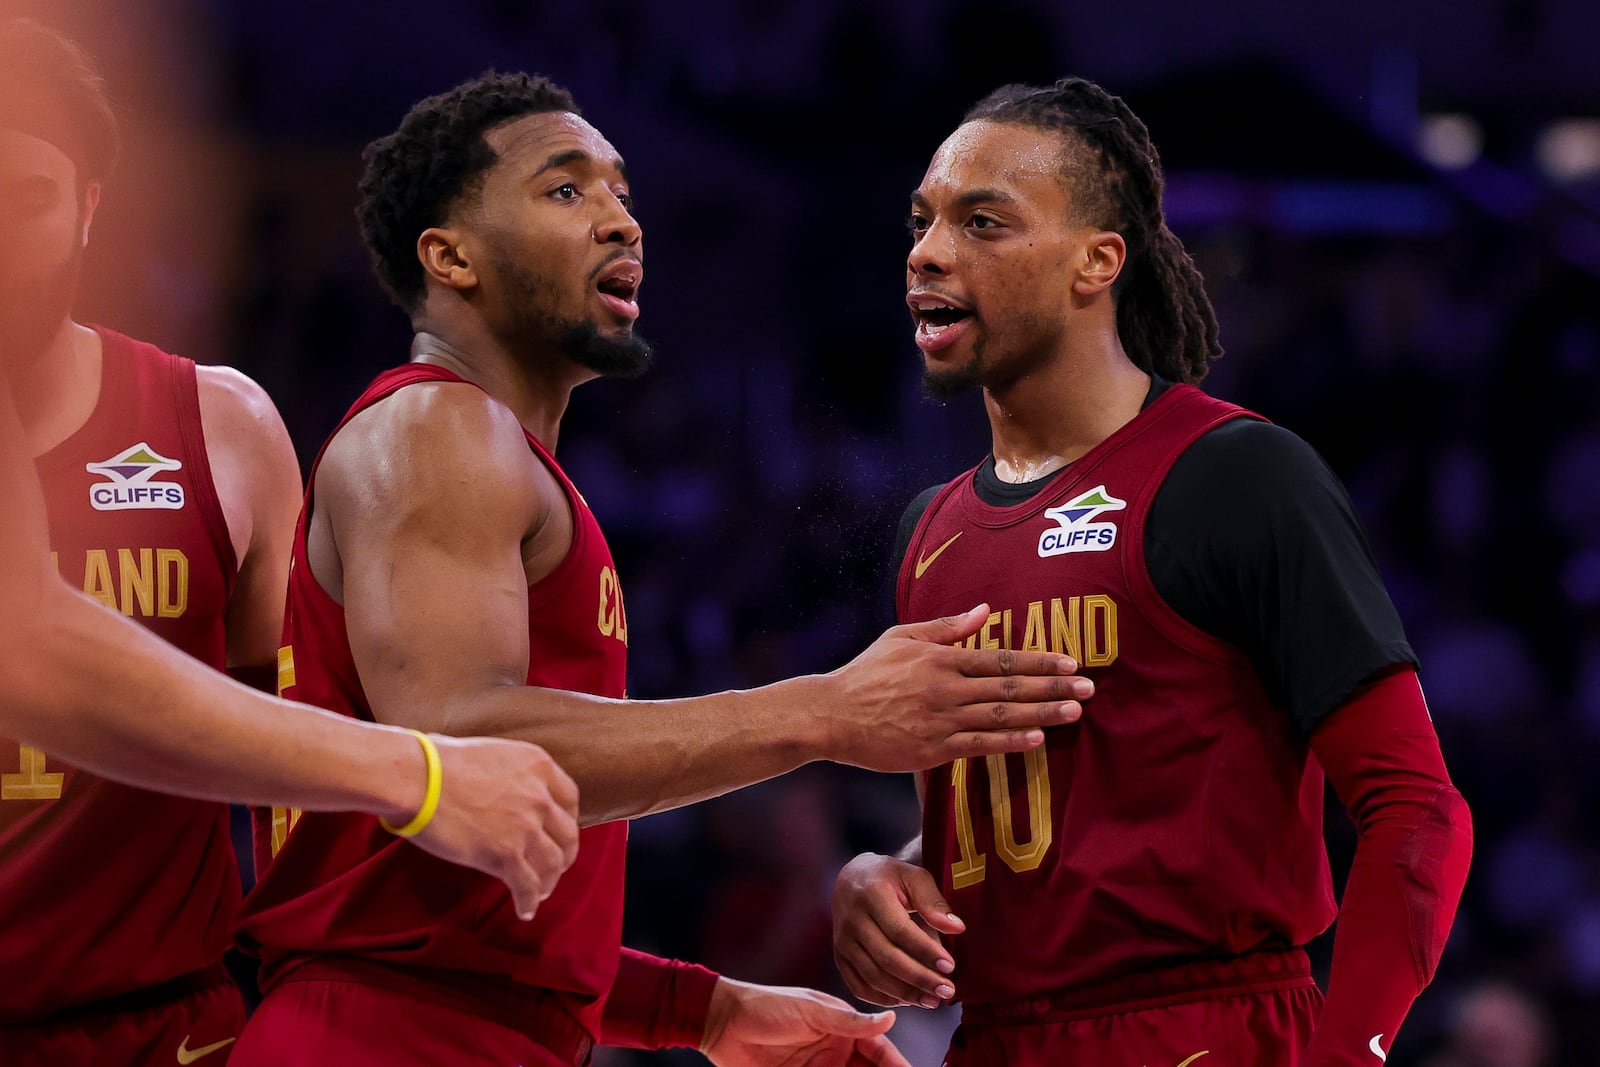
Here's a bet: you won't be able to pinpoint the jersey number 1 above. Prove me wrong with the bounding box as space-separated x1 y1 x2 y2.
949 749 1053 888
269 644 302 856
2 745 64 801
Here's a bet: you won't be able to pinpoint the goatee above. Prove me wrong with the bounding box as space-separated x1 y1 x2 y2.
559 319 654 380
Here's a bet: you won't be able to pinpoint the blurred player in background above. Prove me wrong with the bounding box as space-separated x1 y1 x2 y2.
231 71 1094 1067
0 21 581 1064
831 77 1473 1067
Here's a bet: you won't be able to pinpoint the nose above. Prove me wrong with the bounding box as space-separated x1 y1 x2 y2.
908 220 952 278
594 191 641 248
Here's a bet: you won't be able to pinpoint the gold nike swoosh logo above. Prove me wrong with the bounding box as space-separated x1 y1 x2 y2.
1176 1053 1210 1067
914 532 962 578
177 1036 236 1064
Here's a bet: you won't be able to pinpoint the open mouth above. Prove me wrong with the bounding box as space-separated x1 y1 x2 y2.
909 295 975 353
594 260 642 321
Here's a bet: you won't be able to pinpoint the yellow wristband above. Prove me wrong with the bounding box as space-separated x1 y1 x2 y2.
379 730 442 838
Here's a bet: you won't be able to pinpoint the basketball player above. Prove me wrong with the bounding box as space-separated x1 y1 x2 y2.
830 79 1474 1066
230 71 1092 1066
0 21 580 1064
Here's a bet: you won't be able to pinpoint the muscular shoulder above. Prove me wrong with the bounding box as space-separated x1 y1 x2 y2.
195 365 300 561
195 365 286 440
316 381 552 533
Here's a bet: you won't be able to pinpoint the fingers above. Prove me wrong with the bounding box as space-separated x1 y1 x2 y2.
799 997 896 1039
504 859 542 922
942 727 1062 758
955 646 1082 679
836 955 909 1008
859 928 954 1006
902 869 966 939
946 697 1086 735
891 603 989 645
851 1034 915 1067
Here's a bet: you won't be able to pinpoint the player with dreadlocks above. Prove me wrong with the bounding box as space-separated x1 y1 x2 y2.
831 78 1473 1066
228 68 1093 1066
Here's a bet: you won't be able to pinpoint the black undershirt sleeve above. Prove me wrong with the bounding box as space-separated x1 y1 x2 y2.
891 485 943 580
887 395 1416 735
1146 419 1416 733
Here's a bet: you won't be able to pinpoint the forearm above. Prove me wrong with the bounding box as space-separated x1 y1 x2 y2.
1305 784 1471 1065
5 583 422 821
1305 670 1473 1065
602 948 721 1050
456 674 831 825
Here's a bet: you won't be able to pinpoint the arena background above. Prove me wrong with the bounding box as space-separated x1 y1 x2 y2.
8 1 1600 1063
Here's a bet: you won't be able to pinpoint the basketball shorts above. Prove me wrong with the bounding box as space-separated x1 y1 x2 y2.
0 962 245 1066
945 950 1322 1067
229 957 593 1067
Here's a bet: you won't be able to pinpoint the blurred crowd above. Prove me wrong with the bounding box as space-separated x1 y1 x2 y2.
30 0 1600 1061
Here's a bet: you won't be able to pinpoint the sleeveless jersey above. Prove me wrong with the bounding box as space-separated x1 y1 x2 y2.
0 327 239 1022
899 385 1337 1005
236 363 631 1041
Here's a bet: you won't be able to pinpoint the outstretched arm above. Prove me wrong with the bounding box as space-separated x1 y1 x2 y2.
0 382 576 919
320 383 1091 826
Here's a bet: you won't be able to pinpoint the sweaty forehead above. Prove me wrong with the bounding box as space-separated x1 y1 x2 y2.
485 111 623 176
917 120 1065 202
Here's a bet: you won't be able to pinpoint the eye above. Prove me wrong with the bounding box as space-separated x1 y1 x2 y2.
552 183 580 201
616 190 634 211
907 212 930 236
969 214 998 230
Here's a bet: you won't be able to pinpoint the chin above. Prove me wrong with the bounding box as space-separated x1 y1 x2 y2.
921 360 984 402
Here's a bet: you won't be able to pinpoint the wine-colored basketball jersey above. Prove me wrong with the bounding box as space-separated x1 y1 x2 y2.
899 385 1336 1005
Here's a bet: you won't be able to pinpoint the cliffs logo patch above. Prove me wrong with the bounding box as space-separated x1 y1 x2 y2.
85 443 185 512
1038 485 1126 557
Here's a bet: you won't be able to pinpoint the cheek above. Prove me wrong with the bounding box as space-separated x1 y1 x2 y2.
0 210 79 282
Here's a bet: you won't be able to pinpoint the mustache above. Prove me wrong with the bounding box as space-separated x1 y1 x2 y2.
587 249 641 284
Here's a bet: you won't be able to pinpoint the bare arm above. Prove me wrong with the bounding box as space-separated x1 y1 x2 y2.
196 365 303 675
318 383 1090 826
0 381 574 917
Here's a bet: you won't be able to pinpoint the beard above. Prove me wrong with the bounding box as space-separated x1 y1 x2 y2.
0 242 80 373
554 317 654 380
492 244 655 380
920 334 986 402
921 363 983 402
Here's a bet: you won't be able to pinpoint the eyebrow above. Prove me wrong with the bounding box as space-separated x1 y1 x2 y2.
909 187 1019 213
531 149 629 183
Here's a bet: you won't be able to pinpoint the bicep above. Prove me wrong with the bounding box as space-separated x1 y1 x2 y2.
339 504 533 731
319 390 548 734
197 367 304 669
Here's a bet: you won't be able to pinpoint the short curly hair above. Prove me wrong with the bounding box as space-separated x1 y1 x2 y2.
356 70 579 312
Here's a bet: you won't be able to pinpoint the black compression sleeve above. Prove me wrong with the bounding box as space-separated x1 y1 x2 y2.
1146 420 1417 732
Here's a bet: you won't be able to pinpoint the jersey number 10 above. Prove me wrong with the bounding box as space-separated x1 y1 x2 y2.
949 749 1053 888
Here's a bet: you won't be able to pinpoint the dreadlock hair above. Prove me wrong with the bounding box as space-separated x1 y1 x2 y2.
356 71 579 313
0 18 120 184
963 78 1222 384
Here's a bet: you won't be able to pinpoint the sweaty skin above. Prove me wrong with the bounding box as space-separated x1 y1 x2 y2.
0 114 577 922
307 110 1095 828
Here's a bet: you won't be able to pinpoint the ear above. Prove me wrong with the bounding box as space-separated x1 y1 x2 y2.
1073 229 1125 297
417 227 478 293
78 180 102 248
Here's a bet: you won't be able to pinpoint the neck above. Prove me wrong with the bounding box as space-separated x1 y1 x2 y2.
983 328 1150 484
7 319 103 457
408 327 581 453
